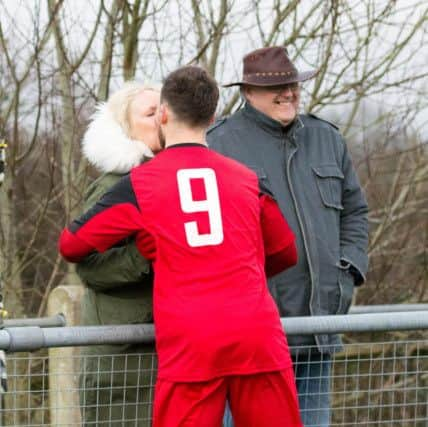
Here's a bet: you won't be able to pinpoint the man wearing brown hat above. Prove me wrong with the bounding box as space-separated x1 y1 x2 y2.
207 46 369 426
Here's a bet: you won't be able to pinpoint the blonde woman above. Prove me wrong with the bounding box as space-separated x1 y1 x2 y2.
77 82 161 426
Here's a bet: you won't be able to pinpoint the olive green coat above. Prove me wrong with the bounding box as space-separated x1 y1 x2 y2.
77 172 155 427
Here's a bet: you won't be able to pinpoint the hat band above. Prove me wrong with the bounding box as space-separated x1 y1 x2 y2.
244 71 296 77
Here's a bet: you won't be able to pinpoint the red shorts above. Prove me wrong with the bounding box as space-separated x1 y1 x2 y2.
153 368 302 427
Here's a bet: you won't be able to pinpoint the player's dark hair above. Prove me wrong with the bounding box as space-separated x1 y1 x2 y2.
161 66 219 128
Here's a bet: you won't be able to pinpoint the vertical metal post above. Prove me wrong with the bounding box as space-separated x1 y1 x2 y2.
0 140 6 185
0 139 8 423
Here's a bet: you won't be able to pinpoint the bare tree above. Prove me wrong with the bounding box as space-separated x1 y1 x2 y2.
0 0 426 320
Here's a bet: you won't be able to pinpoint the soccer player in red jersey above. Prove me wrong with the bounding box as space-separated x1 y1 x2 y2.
59 66 302 427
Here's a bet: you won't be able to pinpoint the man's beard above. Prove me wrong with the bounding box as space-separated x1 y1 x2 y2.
158 126 166 149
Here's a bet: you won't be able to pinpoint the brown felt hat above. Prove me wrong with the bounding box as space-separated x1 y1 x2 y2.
223 46 317 87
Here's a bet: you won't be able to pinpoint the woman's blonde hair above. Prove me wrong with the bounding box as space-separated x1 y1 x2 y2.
107 81 160 138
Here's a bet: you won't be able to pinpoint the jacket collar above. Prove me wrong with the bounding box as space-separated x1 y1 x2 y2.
82 102 154 174
242 102 304 139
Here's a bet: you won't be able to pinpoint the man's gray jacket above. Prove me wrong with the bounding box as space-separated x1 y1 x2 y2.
207 102 369 353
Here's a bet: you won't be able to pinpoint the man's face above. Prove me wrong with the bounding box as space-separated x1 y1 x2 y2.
244 83 300 127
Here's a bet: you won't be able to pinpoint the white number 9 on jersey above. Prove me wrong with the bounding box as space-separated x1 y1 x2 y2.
177 168 224 247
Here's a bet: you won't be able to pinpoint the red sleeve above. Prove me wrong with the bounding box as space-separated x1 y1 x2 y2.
59 174 144 263
59 229 95 263
59 203 144 263
260 194 297 277
136 229 157 260
265 243 297 278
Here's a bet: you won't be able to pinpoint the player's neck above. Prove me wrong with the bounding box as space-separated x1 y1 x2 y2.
163 126 207 148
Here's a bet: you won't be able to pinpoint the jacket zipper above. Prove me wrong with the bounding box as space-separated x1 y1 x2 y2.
285 137 321 350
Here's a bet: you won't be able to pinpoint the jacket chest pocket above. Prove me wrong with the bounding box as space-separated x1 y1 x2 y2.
312 164 344 210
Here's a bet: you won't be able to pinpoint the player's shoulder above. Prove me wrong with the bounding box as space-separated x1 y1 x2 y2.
211 152 272 199
209 148 257 178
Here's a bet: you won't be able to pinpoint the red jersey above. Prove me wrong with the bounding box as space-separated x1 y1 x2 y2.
60 144 297 382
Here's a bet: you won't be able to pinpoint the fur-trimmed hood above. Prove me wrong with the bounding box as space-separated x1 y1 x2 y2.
82 102 154 174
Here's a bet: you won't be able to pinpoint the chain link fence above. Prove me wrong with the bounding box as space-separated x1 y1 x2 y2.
0 311 427 426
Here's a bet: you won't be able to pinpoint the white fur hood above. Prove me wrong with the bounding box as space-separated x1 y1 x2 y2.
82 102 154 174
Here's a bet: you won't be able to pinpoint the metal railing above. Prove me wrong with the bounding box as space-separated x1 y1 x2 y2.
0 310 426 426
0 310 427 351
1 314 66 329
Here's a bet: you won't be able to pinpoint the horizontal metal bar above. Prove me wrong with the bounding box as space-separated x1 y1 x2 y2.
2 324 155 352
4 307 424 329
350 304 428 314
0 311 428 352
1 313 66 328
281 311 428 335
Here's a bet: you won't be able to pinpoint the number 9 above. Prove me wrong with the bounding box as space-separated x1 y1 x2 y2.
177 168 224 247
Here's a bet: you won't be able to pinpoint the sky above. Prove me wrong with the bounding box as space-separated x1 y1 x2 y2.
1 0 427 139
